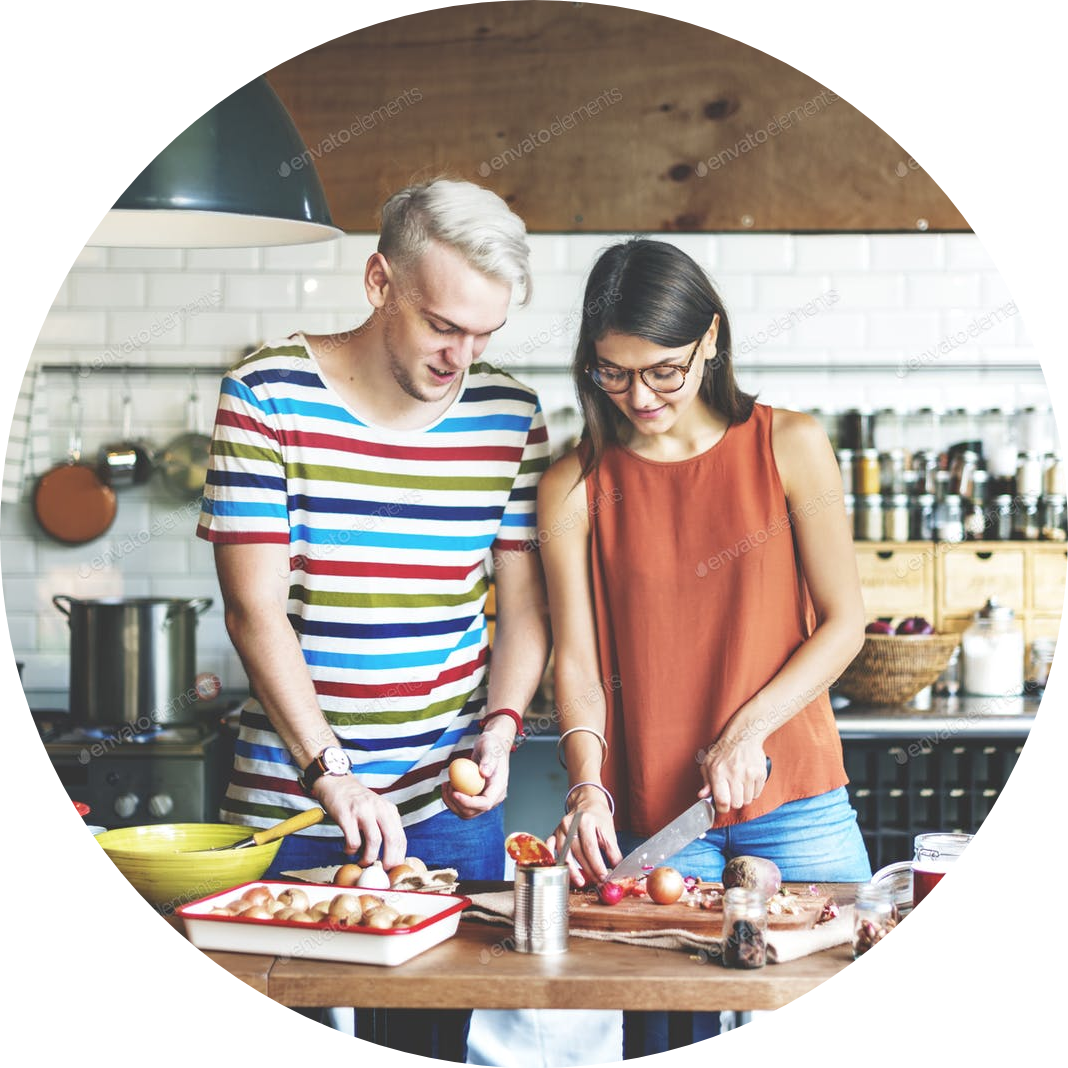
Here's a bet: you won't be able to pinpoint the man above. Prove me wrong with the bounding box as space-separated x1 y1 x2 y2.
198 178 551 1058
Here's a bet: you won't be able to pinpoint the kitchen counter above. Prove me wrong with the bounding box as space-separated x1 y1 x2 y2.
189 880 861 1057
833 693 1040 738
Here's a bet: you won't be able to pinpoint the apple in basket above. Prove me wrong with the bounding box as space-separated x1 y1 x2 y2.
895 616 934 635
865 620 894 635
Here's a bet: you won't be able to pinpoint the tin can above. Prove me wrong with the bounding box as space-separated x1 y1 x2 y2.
884 494 911 542
513 864 569 954
855 449 881 496
910 494 936 540
855 495 883 541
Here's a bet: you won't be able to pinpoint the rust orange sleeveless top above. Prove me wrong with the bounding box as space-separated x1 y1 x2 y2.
586 402 847 835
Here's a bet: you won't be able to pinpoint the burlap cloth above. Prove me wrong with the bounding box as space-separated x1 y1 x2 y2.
463 890 853 964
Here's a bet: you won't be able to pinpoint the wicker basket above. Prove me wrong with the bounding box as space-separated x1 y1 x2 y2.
833 632 961 706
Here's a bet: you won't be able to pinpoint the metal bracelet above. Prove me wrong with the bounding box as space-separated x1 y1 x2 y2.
556 726 608 769
564 781 615 816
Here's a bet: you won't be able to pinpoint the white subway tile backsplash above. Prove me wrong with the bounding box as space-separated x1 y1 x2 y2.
185 311 260 348
226 273 299 309
70 272 145 308
869 235 943 271
7 230 1051 687
146 272 223 310
36 311 108 347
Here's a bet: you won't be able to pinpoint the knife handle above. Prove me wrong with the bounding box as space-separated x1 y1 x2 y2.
250 807 325 846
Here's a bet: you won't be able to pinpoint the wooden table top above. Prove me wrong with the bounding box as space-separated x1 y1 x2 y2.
192 882 860 1011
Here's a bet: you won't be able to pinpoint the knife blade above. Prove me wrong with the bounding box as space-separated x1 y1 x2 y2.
605 757 772 882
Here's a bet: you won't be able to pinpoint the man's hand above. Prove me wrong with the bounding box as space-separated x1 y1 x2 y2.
311 774 407 869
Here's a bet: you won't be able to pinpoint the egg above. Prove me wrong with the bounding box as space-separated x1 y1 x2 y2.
449 757 485 796
403 856 428 874
356 862 391 890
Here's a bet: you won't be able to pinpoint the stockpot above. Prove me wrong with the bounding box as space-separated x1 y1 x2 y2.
53 595 213 726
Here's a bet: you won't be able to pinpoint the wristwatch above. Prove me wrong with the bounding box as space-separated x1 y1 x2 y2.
298 745 352 793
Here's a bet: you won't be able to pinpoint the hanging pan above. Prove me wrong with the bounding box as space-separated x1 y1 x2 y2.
158 378 212 500
33 388 117 544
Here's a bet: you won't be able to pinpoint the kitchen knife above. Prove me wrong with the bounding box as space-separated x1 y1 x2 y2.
605 757 772 882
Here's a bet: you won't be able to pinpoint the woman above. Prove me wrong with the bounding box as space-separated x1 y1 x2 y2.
539 238 872 893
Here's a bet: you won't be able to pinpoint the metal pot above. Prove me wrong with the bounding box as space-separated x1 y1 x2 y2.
53 595 213 726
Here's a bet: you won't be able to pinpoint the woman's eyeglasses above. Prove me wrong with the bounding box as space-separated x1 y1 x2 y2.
586 339 701 395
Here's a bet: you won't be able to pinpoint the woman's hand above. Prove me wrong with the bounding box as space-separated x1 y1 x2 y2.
698 734 770 814
548 788 623 888
441 732 511 819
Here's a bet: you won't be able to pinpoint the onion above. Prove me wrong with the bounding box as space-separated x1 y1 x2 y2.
646 866 685 905
277 887 310 912
597 881 625 906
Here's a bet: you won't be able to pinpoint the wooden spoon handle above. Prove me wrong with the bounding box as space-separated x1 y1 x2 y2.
250 807 325 846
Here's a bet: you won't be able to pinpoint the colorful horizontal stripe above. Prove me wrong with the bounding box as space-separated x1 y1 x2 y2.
198 334 549 834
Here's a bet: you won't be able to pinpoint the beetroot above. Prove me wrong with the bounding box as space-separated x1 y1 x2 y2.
722 856 782 900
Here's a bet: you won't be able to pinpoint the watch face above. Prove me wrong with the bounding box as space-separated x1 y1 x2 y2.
322 747 350 774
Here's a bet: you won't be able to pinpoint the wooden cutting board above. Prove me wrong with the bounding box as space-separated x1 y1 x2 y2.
566 883 832 934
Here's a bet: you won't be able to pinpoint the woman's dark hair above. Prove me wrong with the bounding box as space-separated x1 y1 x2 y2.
573 238 756 479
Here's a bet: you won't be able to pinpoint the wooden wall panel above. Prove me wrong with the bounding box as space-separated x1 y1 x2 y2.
267 2 967 233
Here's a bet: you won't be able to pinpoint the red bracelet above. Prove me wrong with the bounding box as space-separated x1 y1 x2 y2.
481 707 526 751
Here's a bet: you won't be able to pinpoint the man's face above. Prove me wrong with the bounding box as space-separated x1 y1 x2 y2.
382 241 512 403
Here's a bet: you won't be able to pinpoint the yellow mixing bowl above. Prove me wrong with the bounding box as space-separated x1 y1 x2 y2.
95 823 283 911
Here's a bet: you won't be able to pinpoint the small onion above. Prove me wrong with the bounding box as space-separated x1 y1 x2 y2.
646 866 685 905
277 888 309 912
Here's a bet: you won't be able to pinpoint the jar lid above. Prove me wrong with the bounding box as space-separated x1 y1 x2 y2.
1046 493 1067 504
977 597 1015 620
890 494 910 504
916 494 936 504
972 469 989 481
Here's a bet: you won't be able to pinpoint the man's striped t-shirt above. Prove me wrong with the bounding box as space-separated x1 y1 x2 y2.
197 335 550 833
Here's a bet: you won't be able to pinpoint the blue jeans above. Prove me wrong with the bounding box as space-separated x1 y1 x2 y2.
616 787 871 1057
617 786 873 883
262 805 504 1062
263 804 505 881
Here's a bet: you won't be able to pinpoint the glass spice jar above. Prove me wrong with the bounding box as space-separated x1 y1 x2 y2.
1026 639 1056 692
910 494 936 541
935 494 964 543
1045 453 1066 497
722 887 768 969
880 449 908 495
992 494 1015 541
855 494 884 541
883 494 911 542
1016 451 1044 497
911 450 939 496
1041 494 1067 541
852 883 899 959
843 493 855 526
855 449 882 496
1013 494 1041 541
836 449 854 496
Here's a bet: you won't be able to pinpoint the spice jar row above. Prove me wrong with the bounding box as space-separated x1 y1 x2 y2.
846 491 1067 542
837 447 1064 502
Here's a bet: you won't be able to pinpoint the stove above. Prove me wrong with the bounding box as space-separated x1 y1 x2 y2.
36 700 241 828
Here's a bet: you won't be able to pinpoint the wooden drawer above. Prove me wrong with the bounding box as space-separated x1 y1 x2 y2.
939 546 1025 614
854 544 934 619
1030 546 1067 612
